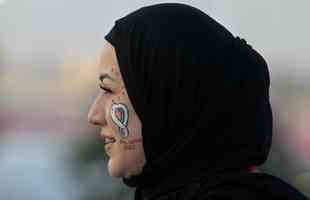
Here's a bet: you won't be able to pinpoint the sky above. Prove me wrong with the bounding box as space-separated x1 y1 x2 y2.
0 0 309 79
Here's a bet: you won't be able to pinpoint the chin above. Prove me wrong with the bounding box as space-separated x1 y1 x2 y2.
107 159 126 178
108 170 123 178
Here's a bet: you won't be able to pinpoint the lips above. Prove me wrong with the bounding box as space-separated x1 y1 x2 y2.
103 137 116 145
100 135 116 155
105 143 113 154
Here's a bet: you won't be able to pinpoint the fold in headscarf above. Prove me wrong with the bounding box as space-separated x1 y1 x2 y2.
105 3 272 193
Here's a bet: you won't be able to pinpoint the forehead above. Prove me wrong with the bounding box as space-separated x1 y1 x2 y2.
99 40 121 77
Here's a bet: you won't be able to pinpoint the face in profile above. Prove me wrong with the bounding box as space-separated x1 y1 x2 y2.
88 40 146 178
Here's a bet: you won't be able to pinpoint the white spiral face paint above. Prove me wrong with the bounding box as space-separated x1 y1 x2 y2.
111 103 129 137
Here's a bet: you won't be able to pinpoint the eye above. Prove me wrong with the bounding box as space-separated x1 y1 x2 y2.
99 85 112 94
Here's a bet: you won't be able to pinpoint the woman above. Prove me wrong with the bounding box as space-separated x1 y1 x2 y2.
88 3 308 200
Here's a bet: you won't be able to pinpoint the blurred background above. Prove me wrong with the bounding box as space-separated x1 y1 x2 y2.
0 0 309 199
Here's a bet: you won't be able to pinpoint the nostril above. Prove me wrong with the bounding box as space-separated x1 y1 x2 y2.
92 120 101 126
88 115 99 125
87 110 106 126
87 111 99 125
88 117 99 126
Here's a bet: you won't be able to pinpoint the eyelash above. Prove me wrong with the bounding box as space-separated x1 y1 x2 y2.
99 85 112 94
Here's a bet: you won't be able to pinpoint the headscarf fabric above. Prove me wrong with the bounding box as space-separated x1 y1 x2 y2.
105 3 272 192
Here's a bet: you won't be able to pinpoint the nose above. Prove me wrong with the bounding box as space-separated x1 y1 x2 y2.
87 94 107 126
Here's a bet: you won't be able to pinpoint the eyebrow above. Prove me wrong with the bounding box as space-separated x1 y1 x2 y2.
99 73 114 82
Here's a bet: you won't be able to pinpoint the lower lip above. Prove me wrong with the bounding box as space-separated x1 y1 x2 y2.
105 143 113 154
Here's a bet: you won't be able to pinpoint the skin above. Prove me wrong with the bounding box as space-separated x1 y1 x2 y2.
88 40 146 178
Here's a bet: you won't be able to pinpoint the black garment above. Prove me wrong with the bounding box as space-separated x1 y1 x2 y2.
134 171 308 200
105 3 308 200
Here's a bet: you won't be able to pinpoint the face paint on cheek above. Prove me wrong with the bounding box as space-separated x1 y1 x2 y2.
120 138 143 150
111 102 129 137
123 144 136 150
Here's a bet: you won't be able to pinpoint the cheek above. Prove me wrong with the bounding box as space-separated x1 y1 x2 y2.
109 97 142 140
108 140 145 178
127 114 142 139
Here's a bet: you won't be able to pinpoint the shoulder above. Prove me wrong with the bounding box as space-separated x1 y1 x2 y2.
194 186 260 200
193 172 308 200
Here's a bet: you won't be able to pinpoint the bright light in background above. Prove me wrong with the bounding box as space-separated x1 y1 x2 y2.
0 0 8 6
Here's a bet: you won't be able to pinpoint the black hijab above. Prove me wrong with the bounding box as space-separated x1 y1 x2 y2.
105 2 272 197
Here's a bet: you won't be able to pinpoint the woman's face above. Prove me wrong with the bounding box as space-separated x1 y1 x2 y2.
88 40 146 178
